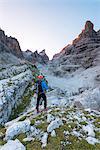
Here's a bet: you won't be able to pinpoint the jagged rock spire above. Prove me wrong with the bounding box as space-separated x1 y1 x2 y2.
85 20 94 31
73 20 97 44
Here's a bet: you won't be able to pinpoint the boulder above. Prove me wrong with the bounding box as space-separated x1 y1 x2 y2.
0 139 26 150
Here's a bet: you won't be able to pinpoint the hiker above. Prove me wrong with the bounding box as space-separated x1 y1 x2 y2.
35 75 48 113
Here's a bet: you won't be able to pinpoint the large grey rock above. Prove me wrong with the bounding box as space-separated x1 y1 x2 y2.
0 139 26 150
5 120 31 140
47 118 63 133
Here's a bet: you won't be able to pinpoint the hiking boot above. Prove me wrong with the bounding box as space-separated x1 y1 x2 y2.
36 109 40 114
37 110 40 113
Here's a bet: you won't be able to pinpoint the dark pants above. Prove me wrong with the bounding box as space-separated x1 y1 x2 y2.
36 93 47 111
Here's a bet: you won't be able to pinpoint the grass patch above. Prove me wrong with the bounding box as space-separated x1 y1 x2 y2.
84 114 94 121
80 121 88 126
95 131 100 140
0 140 6 145
0 126 6 146
19 116 27 121
36 122 48 132
66 122 78 131
30 119 35 126
25 139 41 150
65 135 100 150
7 80 13 86
13 133 26 142
0 126 6 134
30 113 47 126
35 113 47 122
93 118 100 128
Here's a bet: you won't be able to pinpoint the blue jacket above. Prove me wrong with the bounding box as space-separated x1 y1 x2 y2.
41 80 48 91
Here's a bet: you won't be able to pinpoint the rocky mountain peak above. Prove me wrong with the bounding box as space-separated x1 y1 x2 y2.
73 21 97 45
39 49 49 63
0 28 23 58
39 49 46 55
26 49 32 53
49 21 100 76
0 28 6 44
85 20 94 31
23 49 49 64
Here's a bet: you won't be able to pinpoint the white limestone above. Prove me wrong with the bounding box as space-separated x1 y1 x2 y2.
41 132 48 148
5 120 31 140
0 139 26 150
47 114 55 123
51 130 56 137
86 137 100 145
47 118 63 133
82 124 95 137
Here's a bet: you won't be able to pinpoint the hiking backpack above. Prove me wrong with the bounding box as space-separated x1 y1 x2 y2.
37 80 43 94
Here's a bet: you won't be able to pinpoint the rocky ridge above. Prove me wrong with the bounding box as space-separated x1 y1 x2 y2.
0 29 23 59
23 49 49 65
49 21 100 76
0 28 49 65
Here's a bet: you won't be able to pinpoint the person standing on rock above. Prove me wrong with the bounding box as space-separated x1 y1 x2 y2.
35 75 48 113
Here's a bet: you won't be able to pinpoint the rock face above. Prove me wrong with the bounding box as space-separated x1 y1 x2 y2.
49 21 100 76
73 21 98 44
23 49 49 64
0 29 23 58
39 49 49 63
0 68 33 125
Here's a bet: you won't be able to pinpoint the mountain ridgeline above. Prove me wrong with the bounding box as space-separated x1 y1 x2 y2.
0 28 49 65
49 21 100 77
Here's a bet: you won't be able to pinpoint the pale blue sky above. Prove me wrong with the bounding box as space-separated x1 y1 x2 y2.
0 0 100 59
